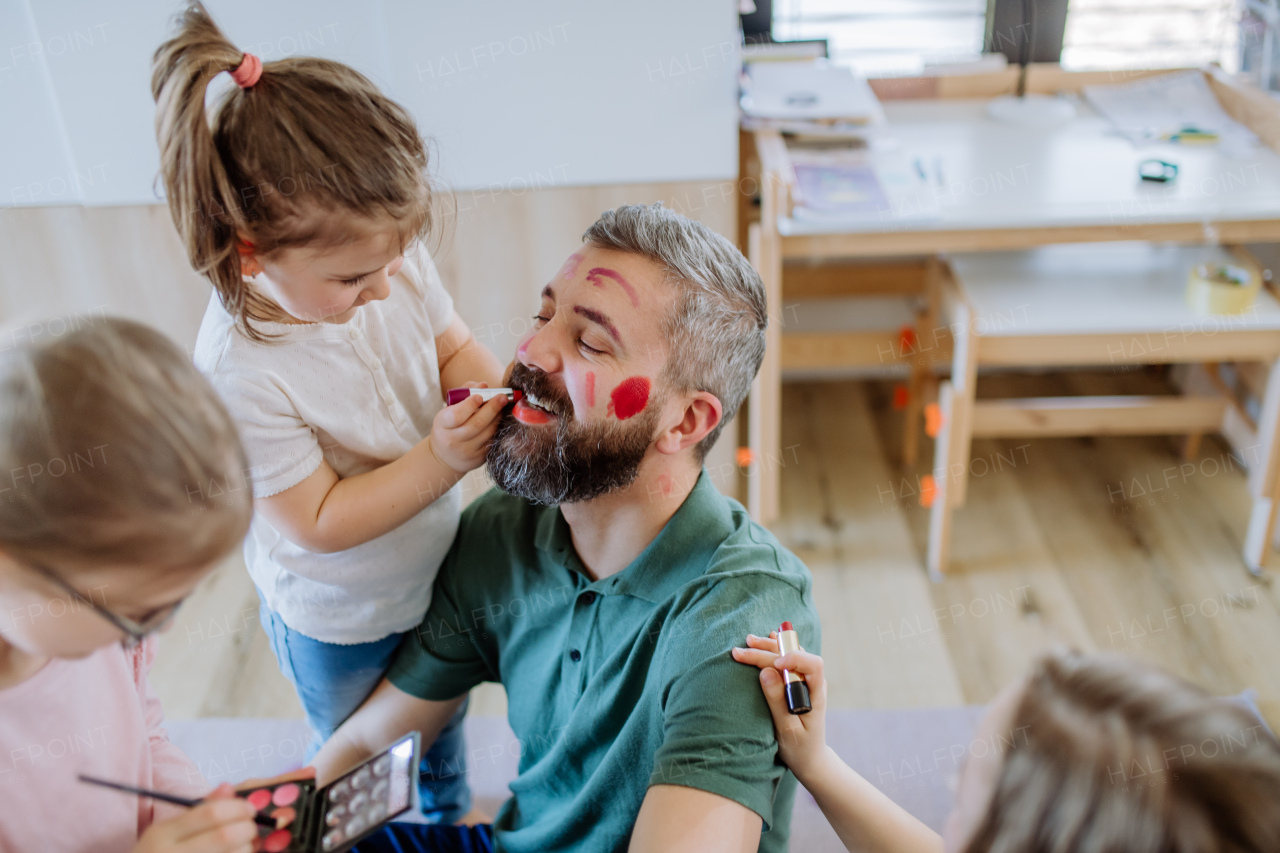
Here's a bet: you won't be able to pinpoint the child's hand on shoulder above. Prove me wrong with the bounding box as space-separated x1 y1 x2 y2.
732 632 829 781
428 381 508 474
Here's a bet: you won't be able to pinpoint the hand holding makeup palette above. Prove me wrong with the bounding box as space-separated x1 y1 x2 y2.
237 733 420 853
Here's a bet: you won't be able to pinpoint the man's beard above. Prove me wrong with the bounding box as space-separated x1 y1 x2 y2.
486 362 659 505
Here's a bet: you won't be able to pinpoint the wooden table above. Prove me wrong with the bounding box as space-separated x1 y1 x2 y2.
742 64 1280 524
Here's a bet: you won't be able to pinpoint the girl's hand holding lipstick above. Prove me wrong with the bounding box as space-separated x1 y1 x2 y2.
428 381 510 474
735 634 943 853
732 632 830 783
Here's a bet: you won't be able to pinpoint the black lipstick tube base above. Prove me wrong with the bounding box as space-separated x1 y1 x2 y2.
784 679 812 715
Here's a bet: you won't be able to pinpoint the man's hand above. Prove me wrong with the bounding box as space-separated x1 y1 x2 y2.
312 678 464 786
132 783 258 853
629 785 761 853
731 631 828 782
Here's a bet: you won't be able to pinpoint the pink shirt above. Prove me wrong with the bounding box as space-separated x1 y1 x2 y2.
0 637 205 853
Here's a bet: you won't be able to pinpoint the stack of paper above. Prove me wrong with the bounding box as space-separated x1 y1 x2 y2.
741 61 886 125
1083 70 1259 155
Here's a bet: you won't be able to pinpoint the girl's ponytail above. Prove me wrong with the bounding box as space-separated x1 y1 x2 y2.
152 3 435 341
152 3 274 339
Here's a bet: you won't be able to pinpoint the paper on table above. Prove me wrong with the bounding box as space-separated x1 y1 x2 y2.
792 163 890 215
790 151 945 225
1083 70 1259 156
741 61 886 124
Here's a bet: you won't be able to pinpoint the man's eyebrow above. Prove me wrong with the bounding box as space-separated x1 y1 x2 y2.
573 305 621 344
542 283 555 300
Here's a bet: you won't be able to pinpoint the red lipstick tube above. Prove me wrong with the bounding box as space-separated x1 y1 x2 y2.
777 621 811 715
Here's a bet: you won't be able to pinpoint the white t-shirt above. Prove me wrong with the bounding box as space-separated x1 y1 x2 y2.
194 244 461 644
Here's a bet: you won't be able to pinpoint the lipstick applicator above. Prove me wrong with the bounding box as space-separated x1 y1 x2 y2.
446 387 522 406
777 621 812 715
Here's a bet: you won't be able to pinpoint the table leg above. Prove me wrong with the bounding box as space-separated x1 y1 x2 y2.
1247 356 1280 574
903 257 942 468
927 381 956 582
748 206 783 523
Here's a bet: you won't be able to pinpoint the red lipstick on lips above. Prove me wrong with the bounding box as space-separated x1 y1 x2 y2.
513 397 553 425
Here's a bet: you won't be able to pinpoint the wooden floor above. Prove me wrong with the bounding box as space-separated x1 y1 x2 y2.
151 371 1280 731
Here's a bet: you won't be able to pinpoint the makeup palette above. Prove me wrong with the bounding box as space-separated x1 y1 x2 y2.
238 733 420 853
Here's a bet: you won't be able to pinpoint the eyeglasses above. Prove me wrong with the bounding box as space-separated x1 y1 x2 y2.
22 559 185 647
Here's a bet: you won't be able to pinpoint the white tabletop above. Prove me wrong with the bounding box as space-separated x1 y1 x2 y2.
780 98 1280 236
949 242 1280 336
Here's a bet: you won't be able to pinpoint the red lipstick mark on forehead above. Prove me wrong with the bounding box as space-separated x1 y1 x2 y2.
560 253 584 280
607 376 650 420
586 267 641 307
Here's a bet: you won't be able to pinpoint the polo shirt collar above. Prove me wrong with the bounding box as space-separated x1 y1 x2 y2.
534 469 732 603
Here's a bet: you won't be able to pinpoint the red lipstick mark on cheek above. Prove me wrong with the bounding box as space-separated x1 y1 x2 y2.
607 376 650 420
586 267 641 307
584 371 596 408
560 253 584 281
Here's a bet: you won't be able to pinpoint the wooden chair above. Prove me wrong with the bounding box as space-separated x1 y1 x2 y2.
926 242 1280 581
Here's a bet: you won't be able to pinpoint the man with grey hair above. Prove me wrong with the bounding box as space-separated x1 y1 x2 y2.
314 204 820 853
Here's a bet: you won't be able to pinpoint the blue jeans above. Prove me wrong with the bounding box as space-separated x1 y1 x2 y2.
258 603 472 824
352 823 494 853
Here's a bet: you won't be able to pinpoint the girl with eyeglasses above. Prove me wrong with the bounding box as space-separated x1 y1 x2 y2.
0 316 301 853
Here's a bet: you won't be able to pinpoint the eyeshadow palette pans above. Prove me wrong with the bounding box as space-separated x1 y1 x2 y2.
238 733 420 853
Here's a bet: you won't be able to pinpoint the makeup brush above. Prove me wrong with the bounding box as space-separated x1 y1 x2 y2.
78 774 279 827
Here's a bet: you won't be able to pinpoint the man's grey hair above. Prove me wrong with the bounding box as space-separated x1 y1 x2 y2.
583 203 767 461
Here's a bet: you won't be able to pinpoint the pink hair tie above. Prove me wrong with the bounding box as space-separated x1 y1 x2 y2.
230 52 262 89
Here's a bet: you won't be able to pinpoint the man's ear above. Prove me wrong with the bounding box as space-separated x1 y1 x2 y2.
654 391 722 457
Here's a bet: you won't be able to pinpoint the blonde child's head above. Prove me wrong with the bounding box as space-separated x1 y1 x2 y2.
0 317 251 658
950 649 1280 853
151 2 434 337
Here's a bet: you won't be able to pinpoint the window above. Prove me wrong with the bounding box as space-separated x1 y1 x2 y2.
1060 0 1242 72
770 1 1246 78
771 0 989 78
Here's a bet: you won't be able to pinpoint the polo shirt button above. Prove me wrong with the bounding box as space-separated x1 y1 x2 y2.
581 591 596 604
569 649 581 662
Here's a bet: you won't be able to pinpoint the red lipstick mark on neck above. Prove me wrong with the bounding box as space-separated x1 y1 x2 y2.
607 376 650 420
584 371 596 408
560 252 584 281
586 267 641 307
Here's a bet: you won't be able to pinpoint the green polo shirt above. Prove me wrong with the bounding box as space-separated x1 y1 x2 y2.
387 470 819 853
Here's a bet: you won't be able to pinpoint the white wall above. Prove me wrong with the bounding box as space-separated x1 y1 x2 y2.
0 0 740 207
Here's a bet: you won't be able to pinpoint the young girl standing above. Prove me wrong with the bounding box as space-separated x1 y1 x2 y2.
0 317 286 853
151 3 508 824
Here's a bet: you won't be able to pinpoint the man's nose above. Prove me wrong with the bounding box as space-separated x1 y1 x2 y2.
518 323 563 374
